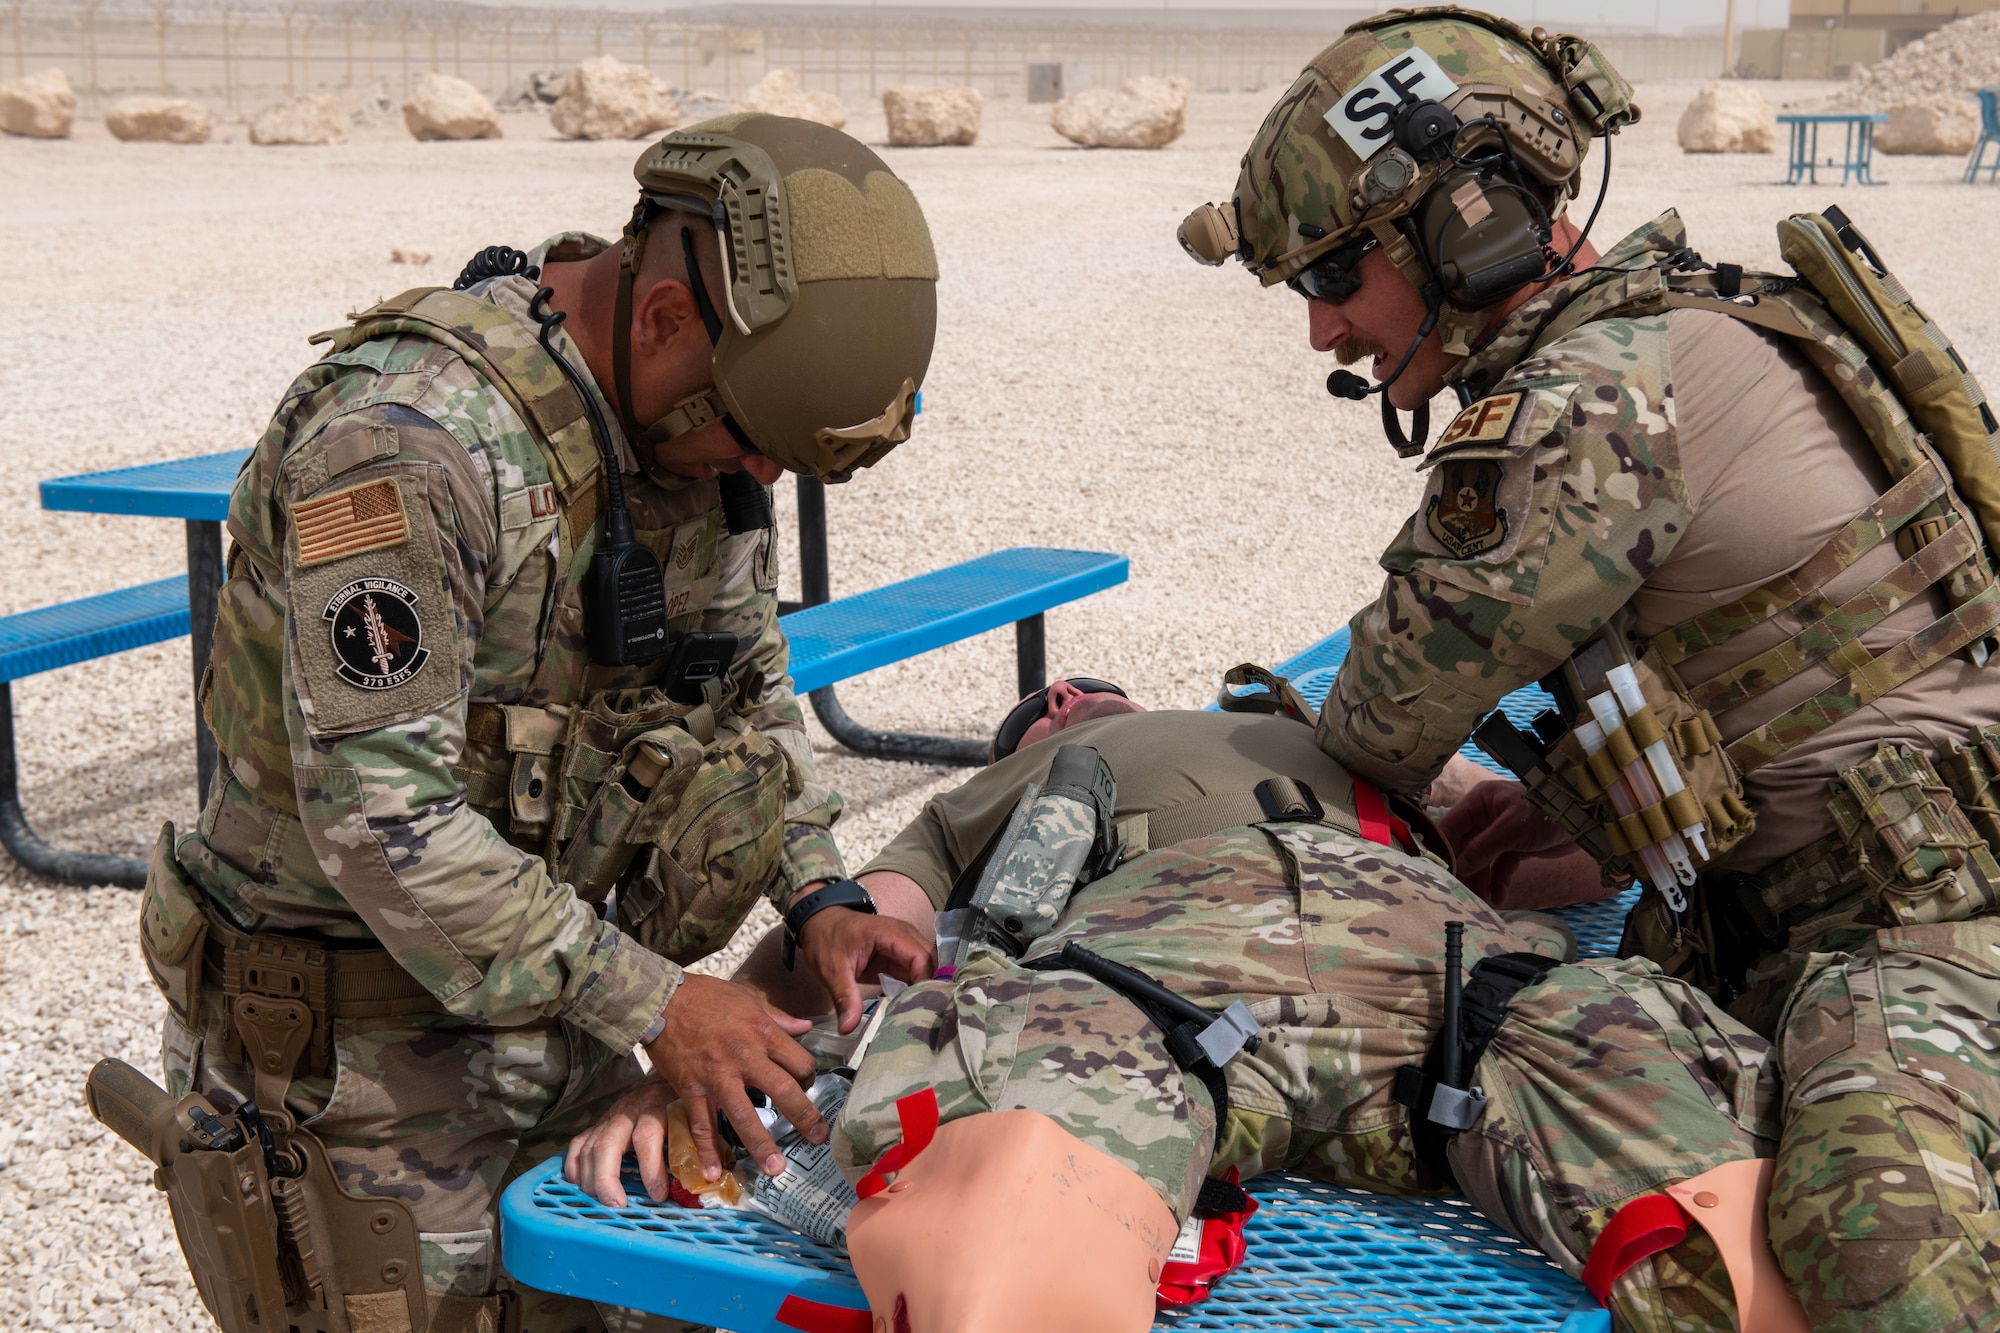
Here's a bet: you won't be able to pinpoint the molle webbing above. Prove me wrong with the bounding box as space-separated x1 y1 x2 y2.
1724 582 2000 775
1654 461 1950 665
321 287 608 541
1648 220 2000 776
1687 518 1982 717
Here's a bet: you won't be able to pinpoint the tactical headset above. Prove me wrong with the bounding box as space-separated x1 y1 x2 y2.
1180 9 1638 456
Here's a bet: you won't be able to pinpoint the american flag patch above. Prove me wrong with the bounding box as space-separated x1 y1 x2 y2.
295 479 410 568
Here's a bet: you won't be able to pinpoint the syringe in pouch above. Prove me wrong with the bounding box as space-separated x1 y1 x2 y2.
1582 688 1698 888
724 1071 859 1249
1574 715 1690 914
1602 663 1711 862
934 743 1120 975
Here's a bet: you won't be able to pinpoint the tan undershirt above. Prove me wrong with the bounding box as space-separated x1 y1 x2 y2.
1629 309 2000 870
860 710 1357 908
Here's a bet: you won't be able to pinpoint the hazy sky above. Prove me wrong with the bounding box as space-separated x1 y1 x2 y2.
520 1 1795 37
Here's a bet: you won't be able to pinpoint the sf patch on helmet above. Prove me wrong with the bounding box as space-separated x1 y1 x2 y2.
325 578 431 690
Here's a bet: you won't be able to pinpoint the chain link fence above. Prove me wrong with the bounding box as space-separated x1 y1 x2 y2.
1 1 1731 119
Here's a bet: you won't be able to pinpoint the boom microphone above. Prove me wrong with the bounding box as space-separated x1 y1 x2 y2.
1325 369 1372 401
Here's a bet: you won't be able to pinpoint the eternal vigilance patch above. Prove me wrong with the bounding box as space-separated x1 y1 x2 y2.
324 577 431 690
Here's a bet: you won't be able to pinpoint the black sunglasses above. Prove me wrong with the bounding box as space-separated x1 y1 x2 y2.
990 678 1130 762
1285 235 1379 304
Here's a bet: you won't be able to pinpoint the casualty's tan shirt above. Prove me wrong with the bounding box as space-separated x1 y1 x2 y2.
1639 309 2000 869
861 710 1356 907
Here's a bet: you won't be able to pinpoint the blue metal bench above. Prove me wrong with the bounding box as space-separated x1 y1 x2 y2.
0 577 194 888
499 623 1629 1333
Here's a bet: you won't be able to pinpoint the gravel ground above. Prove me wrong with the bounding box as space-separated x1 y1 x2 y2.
4 77 1996 1331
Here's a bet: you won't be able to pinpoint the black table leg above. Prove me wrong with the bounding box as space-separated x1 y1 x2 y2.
792 475 988 768
186 519 223 802
1016 613 1047 700
0 680 147 888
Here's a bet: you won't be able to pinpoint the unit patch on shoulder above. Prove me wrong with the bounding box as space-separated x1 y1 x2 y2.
324 577 431 690
1424 458 1510 559
295 478 411 567
1436 393 1523 450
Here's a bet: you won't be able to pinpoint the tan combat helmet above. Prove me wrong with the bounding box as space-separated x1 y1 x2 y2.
1179 7 1638 363
617 115 939 482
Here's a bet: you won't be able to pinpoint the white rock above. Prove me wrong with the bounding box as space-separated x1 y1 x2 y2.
1875 95 1980 154
402 72 501 141
249 93 347 146
1840 11 2000 110
104 96 212 144
882 86 982 146
1676 82 1776 153
0 67 75 139
549 55 680 141
1051 75 1188 150
737 68 846 130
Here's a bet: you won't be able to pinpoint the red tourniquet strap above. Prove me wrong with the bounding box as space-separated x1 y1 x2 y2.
1350 777 1413 852
1155 1170 1259 1310
775 1296 873 1333
1581 1193 1692 1305
855 1088 940 1200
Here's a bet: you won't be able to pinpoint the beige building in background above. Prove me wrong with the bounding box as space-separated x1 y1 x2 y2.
1742 0 2000 78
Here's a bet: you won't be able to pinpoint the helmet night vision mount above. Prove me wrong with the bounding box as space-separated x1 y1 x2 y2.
1180 7 1639 457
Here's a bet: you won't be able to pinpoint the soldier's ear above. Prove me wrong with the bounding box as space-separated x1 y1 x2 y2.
630 276 705 359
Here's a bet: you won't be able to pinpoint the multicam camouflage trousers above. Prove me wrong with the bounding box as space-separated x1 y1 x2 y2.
834 824 1780 1333
1767 916 2000 1333
162 993 701 1333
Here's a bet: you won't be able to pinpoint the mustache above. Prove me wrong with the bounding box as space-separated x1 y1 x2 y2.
1335 337 1389 367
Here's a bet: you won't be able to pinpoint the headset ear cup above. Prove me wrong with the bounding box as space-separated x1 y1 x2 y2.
1420 169 1553 309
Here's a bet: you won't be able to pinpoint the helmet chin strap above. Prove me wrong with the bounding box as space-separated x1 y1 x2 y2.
611 218 748 453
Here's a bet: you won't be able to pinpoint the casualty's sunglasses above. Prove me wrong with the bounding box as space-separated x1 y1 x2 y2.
1284 235 1379 304
990 678 1131 762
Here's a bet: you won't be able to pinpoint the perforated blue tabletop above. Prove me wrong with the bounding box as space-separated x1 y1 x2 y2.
38 449 246 520
502 1157 1610 1333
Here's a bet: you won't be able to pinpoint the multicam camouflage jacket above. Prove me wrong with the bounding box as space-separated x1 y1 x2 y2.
1319 213 1697 795
187 233 844 1052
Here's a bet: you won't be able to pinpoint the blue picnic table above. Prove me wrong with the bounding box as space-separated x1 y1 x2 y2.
40 449 242 797
1777 111 1888 186
17 452 1126 886
498 633 1629 1333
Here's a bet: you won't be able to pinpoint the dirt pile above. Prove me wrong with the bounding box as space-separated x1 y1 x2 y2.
1838 12 2000 110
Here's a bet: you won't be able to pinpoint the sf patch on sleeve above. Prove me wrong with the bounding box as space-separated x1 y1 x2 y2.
286 473 463 735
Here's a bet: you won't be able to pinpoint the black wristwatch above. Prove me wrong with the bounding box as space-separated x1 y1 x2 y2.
782 878 876 971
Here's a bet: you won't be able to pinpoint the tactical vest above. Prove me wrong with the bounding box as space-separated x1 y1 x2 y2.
313 286 796 964
1481 211 2000 999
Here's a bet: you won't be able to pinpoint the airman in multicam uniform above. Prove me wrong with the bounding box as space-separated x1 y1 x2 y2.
1180 7 2000 1327
126 116 940 1333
